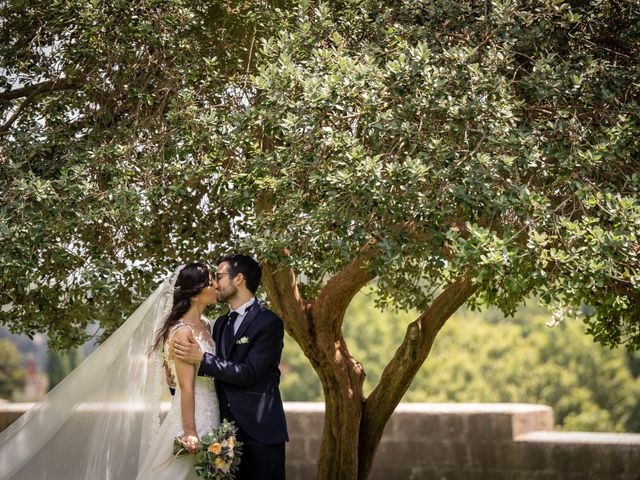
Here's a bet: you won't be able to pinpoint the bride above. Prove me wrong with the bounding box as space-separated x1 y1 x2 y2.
138 262 220 478
0 263 220 480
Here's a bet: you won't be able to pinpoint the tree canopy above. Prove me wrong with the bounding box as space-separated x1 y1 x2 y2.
1 0 290 346
2 2 639 477
2 0 638 350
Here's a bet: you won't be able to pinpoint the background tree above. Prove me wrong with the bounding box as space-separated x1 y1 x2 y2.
0 338 26 400
280 291 640 433
46 349 70 391
1 1 639 479
45 347 83 391
67 346 83 371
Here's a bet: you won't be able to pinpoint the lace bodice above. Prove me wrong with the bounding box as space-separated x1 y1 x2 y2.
162 319 219 437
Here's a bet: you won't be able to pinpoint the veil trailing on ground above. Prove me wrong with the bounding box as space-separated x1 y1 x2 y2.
0 267 184 480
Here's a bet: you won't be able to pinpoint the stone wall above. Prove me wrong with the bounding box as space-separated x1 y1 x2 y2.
2 402 639 479
283 403 640 480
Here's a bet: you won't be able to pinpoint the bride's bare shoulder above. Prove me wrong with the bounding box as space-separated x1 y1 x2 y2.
166 322 192 345
169 322 192 337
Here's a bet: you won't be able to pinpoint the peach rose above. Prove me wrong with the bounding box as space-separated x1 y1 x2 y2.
208 442 222 455
215 457 229 472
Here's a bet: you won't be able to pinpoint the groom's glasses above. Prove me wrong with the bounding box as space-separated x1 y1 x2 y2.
215 272 235 281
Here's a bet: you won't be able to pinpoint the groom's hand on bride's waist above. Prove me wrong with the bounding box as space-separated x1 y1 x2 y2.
173 330 204 365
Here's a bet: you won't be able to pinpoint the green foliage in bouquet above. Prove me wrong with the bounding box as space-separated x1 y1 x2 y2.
173 420 243 480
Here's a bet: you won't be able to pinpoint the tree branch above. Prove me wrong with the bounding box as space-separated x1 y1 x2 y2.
357 275 478 480
0 78 85 134
311 238 379 333
254 194 311 347
261 256 308 336
0 96 36 134
0 78 83 103
369 275 477 408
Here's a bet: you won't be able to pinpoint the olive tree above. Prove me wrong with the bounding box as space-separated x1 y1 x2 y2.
1 1 639 479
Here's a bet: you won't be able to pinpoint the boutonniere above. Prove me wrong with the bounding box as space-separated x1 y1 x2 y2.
236 336 250 345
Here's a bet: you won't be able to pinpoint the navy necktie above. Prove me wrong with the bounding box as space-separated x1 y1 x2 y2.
224 311 239 356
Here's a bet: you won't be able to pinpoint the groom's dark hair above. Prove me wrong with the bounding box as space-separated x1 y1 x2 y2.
217 253 262 294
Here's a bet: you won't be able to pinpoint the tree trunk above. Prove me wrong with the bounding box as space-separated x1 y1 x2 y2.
262 255 477 480
313 336 365 479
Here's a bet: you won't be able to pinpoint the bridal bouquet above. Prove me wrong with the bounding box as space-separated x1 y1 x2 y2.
173 420 243 479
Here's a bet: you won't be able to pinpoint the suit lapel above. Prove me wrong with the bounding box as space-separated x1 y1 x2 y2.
228 301 261 356
213 314 226 357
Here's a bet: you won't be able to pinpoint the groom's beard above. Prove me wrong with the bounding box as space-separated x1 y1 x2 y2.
217 284 238 304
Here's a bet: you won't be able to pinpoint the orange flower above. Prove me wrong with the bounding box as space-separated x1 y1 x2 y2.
215 457 230 472
208 442 222 455
227 436 235 449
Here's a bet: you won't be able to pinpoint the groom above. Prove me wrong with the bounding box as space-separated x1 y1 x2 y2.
173 253 288 480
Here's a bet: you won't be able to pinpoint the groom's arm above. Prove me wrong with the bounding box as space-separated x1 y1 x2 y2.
198 314 284 387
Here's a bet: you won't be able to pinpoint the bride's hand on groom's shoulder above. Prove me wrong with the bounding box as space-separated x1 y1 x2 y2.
173 330 204 365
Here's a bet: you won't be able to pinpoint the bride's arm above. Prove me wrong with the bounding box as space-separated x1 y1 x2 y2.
172 328 199 451
197 313 283 387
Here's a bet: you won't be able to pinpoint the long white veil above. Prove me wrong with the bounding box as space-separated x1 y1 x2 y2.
0 268 183 479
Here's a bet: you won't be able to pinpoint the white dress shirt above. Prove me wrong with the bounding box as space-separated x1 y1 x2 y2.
231 297 256 335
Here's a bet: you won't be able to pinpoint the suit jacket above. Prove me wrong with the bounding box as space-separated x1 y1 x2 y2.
197 300 288 444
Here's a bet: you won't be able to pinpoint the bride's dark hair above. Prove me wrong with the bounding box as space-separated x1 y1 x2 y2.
152 262 211 352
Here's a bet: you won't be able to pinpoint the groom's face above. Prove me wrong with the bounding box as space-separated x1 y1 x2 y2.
215 261 238 303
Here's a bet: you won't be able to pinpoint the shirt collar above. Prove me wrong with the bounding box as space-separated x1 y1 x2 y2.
231 297 256 317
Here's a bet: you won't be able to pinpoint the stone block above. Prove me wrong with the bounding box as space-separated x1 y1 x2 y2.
511 408 554 437
305 437 322 462
417 441 471 467
284 409 324 438
620 475 640 480
440 413 466 439
285 463 316 480
466 413 515 440
509 470 561 480
368 466 416 480
373 440 425 468
285 441 307 462
285 437 321 463
467 468 513 480
450 441 472 466
468 441 504 468
550 444 592 472
436 467 472 480
623 445 640 475
390 411 442 441
429 441 456 466
505 442 552 470
0 409 24 432
563 473 597 480
492 414 516 439
467 413 494 440
587 444 626 474
408 466 470 480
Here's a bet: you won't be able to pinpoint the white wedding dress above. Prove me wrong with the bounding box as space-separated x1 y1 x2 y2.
137 320 220 479
0 267 220 480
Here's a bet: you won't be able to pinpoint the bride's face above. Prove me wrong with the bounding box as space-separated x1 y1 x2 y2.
198 274 218 306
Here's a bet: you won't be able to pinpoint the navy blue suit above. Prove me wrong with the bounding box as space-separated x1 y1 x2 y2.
198 300 288 479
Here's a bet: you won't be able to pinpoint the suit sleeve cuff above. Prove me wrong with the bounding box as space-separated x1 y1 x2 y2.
197 352 214 377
